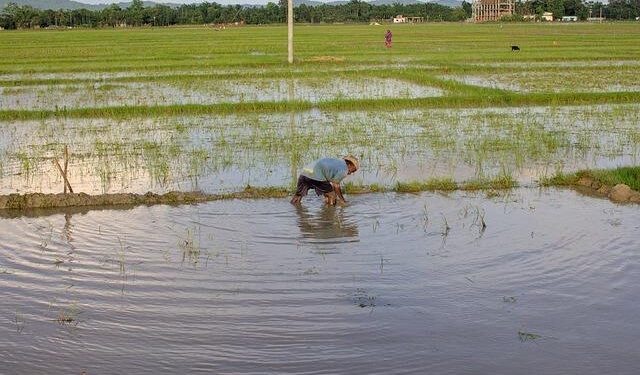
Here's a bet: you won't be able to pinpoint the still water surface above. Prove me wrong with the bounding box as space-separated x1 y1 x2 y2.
1 189 639 374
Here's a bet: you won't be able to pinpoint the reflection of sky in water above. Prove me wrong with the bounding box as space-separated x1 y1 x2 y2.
0 78 443 110
1 190 640 373
0 105 639 194
475 60 640 68
0 63 433 82
445 71 640 93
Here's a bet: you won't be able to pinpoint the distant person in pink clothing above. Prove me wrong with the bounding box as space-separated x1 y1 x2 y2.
385 29 393 48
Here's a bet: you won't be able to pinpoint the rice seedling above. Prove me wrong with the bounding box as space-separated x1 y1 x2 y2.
441 213 450 238
14 309 25 333
55 303 81 327
462 174 518 191
178 228 210 268
518 331 542 342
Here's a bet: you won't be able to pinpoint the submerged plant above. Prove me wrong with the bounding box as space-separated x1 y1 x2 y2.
518 331 542 342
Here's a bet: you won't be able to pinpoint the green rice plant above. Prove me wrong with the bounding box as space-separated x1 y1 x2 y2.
14 309 25 333
55 303 81 326
578 166 640 191
518 331 542 342
394 178 458 193
539 172 580 187
462 174 518 190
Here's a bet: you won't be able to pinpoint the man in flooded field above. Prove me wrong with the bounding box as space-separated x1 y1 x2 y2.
290 155 359 206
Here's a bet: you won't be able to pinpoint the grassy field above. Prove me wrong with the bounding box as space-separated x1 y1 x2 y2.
3 23 640 70
1 23 639 195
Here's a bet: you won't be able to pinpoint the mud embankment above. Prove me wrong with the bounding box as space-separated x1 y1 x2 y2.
574 177 640 204
1 178 637 214
0 187 290 211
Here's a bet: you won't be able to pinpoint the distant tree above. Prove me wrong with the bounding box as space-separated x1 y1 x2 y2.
278 0 287 23
0 2 19 29
126 0 145 26
461 1 472 18
101 4 123 27
546 0 565 18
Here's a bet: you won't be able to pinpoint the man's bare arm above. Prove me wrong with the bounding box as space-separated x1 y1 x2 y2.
332 182 347 203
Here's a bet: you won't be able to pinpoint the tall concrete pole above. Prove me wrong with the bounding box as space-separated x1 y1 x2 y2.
288 0 293 64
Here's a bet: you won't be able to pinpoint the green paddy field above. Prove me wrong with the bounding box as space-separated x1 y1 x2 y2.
2 23 640 375
1 23 639 194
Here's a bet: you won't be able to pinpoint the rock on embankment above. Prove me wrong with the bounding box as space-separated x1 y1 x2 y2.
577 177 640 204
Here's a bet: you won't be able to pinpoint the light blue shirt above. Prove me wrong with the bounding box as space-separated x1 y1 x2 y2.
301 158 348 183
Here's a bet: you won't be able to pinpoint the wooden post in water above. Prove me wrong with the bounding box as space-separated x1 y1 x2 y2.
53 145 74 194
63 145 69 193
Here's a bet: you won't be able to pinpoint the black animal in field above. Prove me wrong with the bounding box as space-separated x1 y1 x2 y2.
511 45 520 51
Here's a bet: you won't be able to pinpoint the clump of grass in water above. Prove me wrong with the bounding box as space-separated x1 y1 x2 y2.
343 182 385 194
15 309 25 333
441 213 451 237
539 172 580 187
352 288 377 308
394 178 457 193
462 174 517 190
55 303 81 326
179 228 209 267
518 331 542 342
542 166 640 191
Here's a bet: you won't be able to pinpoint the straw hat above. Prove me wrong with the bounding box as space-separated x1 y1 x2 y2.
343 155 360 171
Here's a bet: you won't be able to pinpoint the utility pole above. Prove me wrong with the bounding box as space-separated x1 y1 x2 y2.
288 0 293 64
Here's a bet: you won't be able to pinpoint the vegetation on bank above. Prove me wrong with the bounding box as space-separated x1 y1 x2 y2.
542 166 640 192
3 166 639 211
0 175 518 210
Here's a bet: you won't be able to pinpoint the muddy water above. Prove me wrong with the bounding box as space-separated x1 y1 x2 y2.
1 188 639 374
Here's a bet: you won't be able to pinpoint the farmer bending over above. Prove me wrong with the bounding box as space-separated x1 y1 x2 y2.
290 156 359 205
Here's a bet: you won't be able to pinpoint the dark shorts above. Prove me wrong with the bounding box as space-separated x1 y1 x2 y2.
294 175 333 197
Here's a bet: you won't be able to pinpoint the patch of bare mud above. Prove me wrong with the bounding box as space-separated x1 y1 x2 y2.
574 177 640 204
0 186 289 211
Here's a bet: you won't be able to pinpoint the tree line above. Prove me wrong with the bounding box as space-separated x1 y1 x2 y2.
0 0 638 30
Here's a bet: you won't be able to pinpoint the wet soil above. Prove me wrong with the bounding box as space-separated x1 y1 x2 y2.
574 177 640 204
0 186 289 211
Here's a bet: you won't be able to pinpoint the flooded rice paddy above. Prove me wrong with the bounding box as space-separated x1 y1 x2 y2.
445 68 640 93
1 104 639 195
1 189 639 373
3 23 640 373
0 78 442 111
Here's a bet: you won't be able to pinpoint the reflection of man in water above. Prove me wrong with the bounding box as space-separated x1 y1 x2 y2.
295 204 359 240
290 156 359 206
